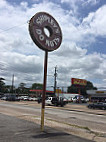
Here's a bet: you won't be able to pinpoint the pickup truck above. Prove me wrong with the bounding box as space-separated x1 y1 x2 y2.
45 97 68 107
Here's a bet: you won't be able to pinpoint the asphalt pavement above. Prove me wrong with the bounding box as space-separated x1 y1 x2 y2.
0 113 95 142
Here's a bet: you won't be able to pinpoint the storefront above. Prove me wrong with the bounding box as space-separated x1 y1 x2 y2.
87 90 106 102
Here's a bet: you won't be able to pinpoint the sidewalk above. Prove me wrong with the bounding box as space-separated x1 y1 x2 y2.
0 113 95 142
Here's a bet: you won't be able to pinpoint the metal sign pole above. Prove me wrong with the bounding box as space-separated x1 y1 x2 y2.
29 12 62 131
41 51 48 131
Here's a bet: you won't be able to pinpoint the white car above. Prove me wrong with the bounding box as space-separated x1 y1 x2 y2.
28 97 36 101
23 96 29 101
86 98 89 102
1 96 7 100
45 97 53 105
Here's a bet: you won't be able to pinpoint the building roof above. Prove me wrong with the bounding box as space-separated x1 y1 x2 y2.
30 89 54 93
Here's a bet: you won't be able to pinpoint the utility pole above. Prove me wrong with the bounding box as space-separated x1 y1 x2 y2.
54 66 57 96
11 74 14 94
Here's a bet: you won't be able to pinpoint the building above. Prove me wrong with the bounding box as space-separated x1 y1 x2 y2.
29 89 54 97
87 90 106 102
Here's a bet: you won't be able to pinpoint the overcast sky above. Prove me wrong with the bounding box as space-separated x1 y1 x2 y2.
0 0 106 90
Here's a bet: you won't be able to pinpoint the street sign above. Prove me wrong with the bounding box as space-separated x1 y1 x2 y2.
29 12 62 51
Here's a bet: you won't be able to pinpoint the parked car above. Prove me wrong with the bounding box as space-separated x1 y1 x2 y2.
28 97 36 101
23 96 29 101
17 96 22 100
88 102 106 110
72 95 87 103
86 98 89 102
6 95 20 101
1 96 7 100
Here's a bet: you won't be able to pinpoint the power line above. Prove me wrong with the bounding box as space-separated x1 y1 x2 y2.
0 61 41 75
0 61 43 83
0 22 28 34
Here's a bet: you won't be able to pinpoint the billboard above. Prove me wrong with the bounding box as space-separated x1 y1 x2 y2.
71 78 87 86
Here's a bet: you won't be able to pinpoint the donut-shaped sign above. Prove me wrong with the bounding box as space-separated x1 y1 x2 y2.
29 12 62 52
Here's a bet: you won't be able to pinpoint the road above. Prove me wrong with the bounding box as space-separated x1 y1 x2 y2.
0 100 106 142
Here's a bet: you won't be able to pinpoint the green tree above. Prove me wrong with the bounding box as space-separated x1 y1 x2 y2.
19 83 26 88
31 83 43 90
18 83 26 94
5 85 12 93
0 78 5 93
17 83 30 94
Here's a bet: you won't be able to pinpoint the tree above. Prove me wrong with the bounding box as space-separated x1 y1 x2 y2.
5 85 12 93
17 83 26 94
67 81 97 97
67 84 79 94
0 78 5 93
17 83 31 94
31 83 43 90
19 83 26 88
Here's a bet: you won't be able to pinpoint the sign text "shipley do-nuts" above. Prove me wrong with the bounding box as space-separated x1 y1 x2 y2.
29 12 62 51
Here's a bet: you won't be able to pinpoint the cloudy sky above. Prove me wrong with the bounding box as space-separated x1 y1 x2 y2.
0 0 106 90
